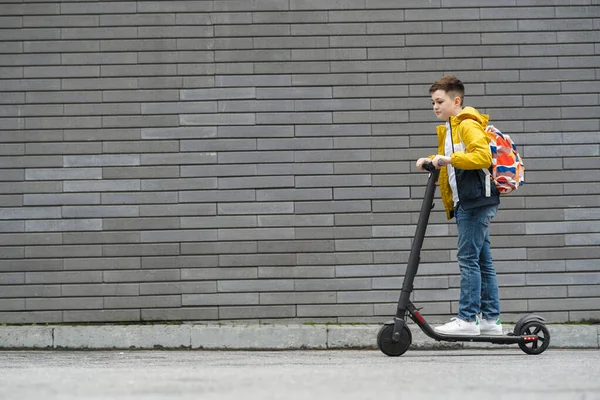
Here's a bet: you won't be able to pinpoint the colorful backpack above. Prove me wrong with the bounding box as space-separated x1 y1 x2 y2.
484 125 524 195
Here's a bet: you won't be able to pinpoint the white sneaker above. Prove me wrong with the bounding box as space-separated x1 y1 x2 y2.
479 317 503 336
434 317 480 336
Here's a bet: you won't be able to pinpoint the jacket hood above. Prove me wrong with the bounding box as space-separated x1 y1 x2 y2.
453 106 489 126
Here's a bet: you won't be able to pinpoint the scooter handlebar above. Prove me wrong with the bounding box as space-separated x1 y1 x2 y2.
422 159 444 172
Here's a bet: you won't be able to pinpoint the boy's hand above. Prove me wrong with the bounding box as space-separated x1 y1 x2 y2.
416 158 431 171
432 155 451 169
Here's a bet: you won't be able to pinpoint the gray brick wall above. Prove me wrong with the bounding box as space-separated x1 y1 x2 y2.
1 1 599 325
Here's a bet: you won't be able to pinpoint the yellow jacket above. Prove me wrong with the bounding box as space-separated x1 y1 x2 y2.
432 107 495 220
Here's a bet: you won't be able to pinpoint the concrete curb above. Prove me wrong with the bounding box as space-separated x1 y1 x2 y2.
0 324 598 350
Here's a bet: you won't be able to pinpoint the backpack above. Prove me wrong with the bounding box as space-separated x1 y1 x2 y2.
484 125 524 195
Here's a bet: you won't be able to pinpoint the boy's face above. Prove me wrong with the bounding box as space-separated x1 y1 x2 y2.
431 89 461 121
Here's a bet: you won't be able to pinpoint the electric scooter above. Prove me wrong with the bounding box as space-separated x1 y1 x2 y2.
377 160 550 356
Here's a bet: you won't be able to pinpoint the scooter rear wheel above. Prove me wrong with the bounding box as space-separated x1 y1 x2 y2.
377 323 412 357
517 321 550 355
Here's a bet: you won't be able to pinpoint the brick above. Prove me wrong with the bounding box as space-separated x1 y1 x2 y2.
141 101 216 115
218 100 294 112
25 219 101 232
181 164 256 178
64 310 140 323
218 279 293 293
104 89 178 103
0 284 60 298
0 181 62 195
180 242 256 257
257 112 331 124
25 271 102 285
330 9 404 22
293 73 368 86
259 214 333 227
25 116 100 130
100 13 176 26
103 166 179 179
257 163 333 176
62 77 138 90
61 284 139 297
181 88 255 101
65 103 140 116
220 253 295 267
179 190 255 204
138 26 213 38
103 269 180 283
141 126 216 139
254 36 329 49
62 206 139 219
555 6 600 18
140 204 216 217
183 293 259 306
219 305 295 319
217 202 293 215
254 61 329 74
64 180 140 193
2 28 61 41
101 192 178 205
61 2 136 14
102 217 179 232
0 221 24 233
254 237 332 252
297 304 373 317
137 1 213 13
141 177 216 191
25 142 99 156
102 244 180 257
24 194 99 206
142 307 218 321
0 169 23 181
25 245 102 259
256 188 332 202
0 273 25 285
141 229 217 243
295 200 371 214
483 32 557 45
104 295 181 309
181 267 257 280
260 292 335 304
141 255 218 270
141 152 216 166
180 113 255 126
181 138 256 152
0 311 61 324
290 0 364 10
218 125 293 138
64 128 141 142
219 151 293 164
218 228 294 241
140 281 216 295
216 74 290 87
0 207 61 220
25 297 103 311
63 257 141 271
218 176 294 189
62 27 137 40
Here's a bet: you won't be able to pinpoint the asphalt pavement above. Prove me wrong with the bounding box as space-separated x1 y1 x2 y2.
0 349 599 400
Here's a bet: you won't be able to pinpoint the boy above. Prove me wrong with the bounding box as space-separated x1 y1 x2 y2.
416 76 502 336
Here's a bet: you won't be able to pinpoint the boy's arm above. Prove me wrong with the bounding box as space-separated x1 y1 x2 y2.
449 119 492 170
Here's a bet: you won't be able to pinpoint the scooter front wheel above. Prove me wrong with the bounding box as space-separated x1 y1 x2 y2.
377 323 412 357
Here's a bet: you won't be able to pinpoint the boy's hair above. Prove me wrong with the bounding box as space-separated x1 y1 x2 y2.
429 75 464 106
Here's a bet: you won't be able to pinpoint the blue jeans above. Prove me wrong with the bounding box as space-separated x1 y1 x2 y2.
455 203 500 322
